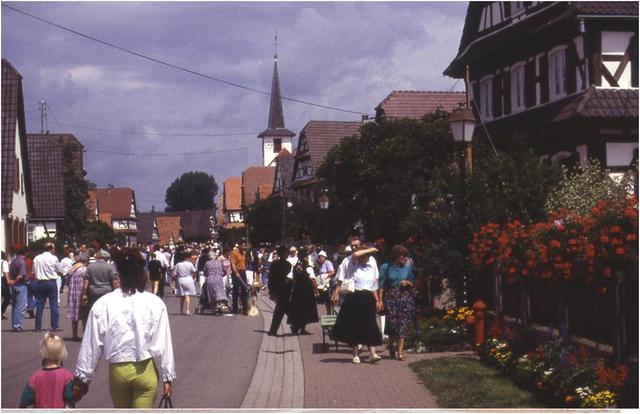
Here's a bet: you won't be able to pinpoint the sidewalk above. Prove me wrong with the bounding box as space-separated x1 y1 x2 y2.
297 304 440 409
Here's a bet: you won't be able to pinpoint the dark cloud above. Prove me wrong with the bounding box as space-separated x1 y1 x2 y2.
2 1 466 211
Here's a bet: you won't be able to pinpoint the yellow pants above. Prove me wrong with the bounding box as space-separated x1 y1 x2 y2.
109 358 158 408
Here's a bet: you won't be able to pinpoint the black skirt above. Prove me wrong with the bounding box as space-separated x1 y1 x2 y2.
331 290 382 346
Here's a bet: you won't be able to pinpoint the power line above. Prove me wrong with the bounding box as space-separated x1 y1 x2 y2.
85 144 259 157
3 4 367 116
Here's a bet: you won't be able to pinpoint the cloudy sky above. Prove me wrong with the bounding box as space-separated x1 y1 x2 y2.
2 1 467 211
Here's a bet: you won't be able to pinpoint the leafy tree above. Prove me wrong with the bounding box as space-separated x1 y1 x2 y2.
245 197 282 244
82 220 125 246
165 171 218 212
58 141 92 244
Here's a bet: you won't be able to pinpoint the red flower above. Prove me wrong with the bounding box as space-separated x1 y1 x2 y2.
600 235 610 244
615 247 625 255
549 239 562 249
610 225 621 233
596 286 607 295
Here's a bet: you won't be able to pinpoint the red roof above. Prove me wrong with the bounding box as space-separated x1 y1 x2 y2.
223 177 242 211
242 166 275 206
298 121 362 169
376 91 466 121
554 86 639 122
88 188 136 220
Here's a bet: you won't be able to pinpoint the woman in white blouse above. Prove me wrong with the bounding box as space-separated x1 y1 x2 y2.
71 248 175 408
331 246 383 364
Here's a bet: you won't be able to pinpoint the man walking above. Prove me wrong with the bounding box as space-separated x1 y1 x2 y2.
8 246 28 332
230 240 249 315
267 246 292 336
33 242 61 332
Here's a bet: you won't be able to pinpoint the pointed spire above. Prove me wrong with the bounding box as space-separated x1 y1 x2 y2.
259 35 295 139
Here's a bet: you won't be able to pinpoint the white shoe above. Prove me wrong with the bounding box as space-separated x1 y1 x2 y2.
352 356 360 364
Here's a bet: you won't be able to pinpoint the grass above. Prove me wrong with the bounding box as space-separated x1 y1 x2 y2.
410 356 545 408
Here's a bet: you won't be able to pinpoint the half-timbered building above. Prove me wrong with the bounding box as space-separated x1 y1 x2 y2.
444 2 638 172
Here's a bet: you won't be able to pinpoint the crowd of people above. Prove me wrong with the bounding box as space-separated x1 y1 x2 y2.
2 235 418 408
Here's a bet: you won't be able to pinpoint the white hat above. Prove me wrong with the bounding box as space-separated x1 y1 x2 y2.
318 250 327 257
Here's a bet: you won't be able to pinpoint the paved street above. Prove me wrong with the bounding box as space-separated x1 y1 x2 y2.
1 290 262 408
2 288 444 409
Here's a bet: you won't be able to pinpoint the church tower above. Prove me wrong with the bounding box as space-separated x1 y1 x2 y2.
258 39 295 166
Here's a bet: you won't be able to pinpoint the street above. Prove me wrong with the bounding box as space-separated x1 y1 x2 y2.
1 290 262 408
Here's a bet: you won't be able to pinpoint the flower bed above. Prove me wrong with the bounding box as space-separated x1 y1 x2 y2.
405 307 473 353
478 328 633 408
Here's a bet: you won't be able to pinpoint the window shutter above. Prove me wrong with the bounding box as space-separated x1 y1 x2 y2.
492 75 501 118
524 60 535 108
539 54 549 103
566 44 577 94
503 71 512 116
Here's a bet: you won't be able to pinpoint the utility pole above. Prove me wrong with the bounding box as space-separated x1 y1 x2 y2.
39 100 47 134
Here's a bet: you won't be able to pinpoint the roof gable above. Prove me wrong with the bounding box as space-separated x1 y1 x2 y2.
297 121 362 169
223 177 242 211
242 166 275 206
89 188 136 220
375 91 465 121
273 147 295 195
26 135 66 219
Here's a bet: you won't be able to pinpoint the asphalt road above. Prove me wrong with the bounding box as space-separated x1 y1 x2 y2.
1 289 263 408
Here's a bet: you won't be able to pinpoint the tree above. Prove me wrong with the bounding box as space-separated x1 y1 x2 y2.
165 171 218 212
58 141 92 245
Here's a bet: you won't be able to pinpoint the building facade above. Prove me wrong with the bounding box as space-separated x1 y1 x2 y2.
444 2 638 172
88 187 138 245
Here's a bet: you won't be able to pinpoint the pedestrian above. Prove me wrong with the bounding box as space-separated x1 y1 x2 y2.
19 332 74 408
174 252 197 316
1 251 10 319
331 246 383 364
72 248 175 408
286 246 299 279
196 248 209 293
316 250 336 315
230 241 249 315
147 253 164 298
287 248 319 335
267 246 293 336
33 242 61 332
378 245 415 361
81 249 118 329
24 249 36 319
57 246 74 296
219 245 233 304
66 253 89 341
9 245 28 332
200 251 228 314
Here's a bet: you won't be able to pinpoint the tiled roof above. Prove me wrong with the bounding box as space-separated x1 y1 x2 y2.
1 59 31 213
554 87 639 122
223 177 242 211
272 148 295 196
25 136 65 219
242 166 275 206
376 91 466 120
89 188 136 220
572 2 638 15
28 134 84 175
156 215 181 246
137 212 156 243
98 213 112 226
299 121 362 169
258 184 273 200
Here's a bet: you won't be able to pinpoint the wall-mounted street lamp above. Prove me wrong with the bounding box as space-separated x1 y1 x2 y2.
318 191 330 210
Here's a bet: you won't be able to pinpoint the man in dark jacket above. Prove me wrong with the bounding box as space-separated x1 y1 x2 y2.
267 245 292 336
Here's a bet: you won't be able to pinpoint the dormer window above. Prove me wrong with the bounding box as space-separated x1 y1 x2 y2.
549 47 567 100
479 76 493 120
273 138 282 153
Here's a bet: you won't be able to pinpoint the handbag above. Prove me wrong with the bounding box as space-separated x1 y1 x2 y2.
338 278 355 294
158 395 173 409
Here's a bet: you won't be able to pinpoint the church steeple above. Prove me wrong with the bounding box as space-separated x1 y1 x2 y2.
258 35 295 166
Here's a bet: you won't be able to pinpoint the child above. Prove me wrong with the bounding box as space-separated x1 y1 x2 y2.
19 332 74 408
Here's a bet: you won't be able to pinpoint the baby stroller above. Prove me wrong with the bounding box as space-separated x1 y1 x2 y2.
196 280 230 315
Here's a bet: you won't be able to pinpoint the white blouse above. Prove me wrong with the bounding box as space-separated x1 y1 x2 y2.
338 255 379 291
74 289 176 383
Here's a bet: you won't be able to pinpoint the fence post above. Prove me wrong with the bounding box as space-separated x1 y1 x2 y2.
473 299 487 347
557 280 569 338
613 269 625 360
518 276 529 327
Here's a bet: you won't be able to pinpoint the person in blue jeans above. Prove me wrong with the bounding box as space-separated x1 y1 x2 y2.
33 243 61 332
9 246 28 332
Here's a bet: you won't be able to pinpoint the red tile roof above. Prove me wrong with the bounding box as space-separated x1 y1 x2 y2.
554 87 639 122
223 177 242 211
156 215 181 245
242 166 275 206
376 91 466 121
572 2 638 15
26 134 84 220
89 188 136 220
299 121 362 169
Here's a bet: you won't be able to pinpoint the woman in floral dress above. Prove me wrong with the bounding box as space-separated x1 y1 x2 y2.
67 252 89 341
378 245 415 361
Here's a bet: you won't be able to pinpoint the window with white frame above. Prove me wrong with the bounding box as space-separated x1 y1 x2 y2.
479 76 493 120
511 63 525 112
548 48 566 99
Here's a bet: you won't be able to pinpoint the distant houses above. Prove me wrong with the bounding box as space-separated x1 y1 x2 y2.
137 210 214 245
88 187 139 245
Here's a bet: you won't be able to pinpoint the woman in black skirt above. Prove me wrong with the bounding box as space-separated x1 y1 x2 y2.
331 246 383 364
287 248 319 334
